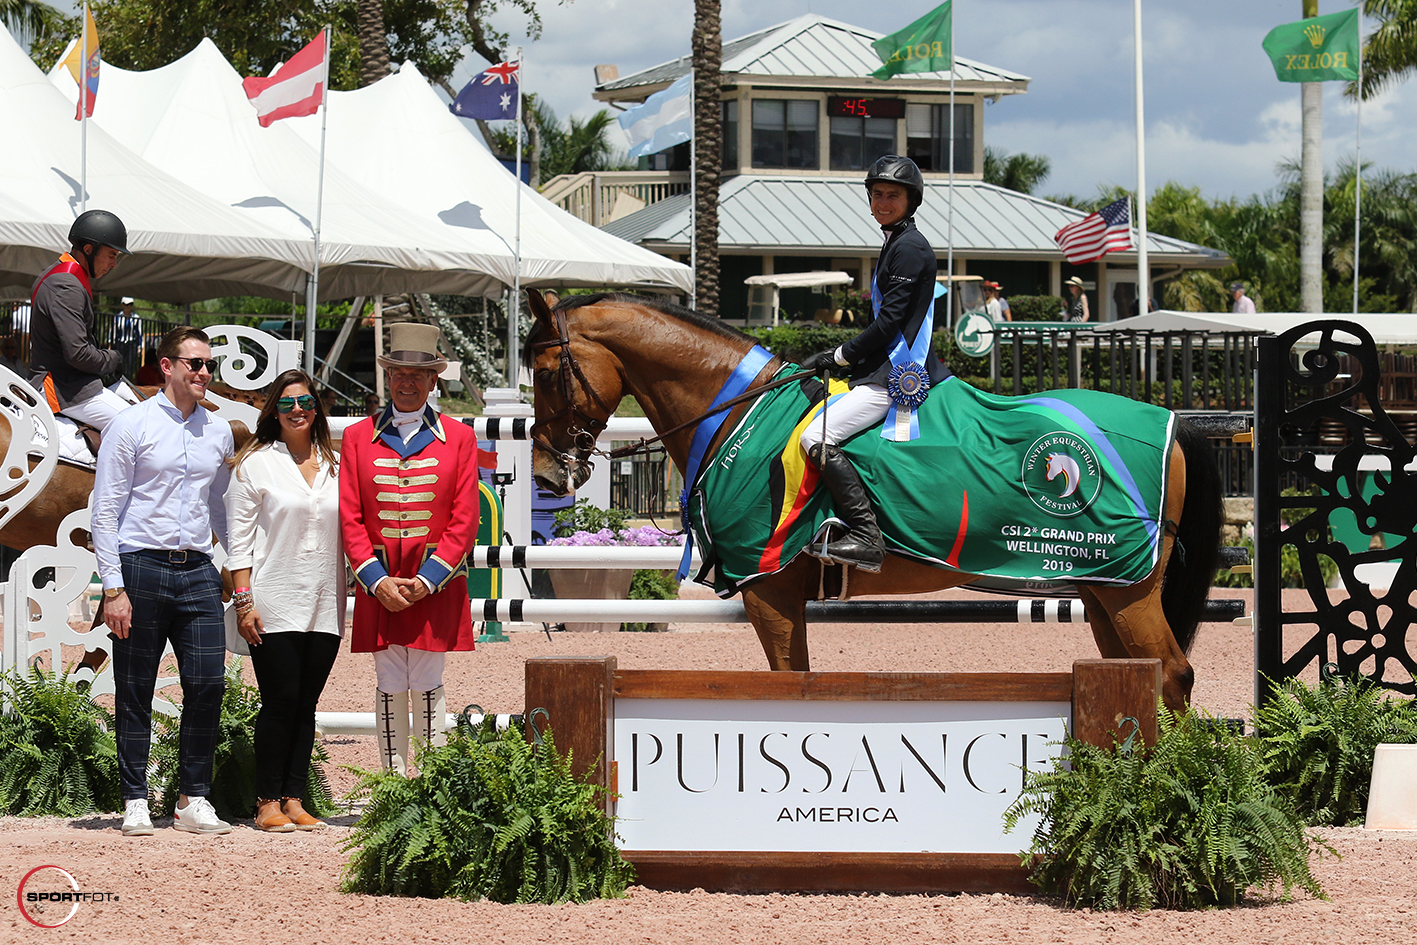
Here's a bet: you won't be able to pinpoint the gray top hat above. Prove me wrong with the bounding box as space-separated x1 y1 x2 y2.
377 322 448 372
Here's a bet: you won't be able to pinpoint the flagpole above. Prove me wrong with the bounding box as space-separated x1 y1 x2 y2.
945 11 954 325
1352 38 1362 316
1133 0 1149 317
510 48 524 390
304 26 330 376
79 3 88 215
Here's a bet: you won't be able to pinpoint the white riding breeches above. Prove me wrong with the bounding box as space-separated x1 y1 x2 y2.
373 645 447 693
59 386 130 431
799 383 893 453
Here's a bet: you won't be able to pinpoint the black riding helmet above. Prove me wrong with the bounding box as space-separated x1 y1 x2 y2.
69 209 131 268
864 155 925 216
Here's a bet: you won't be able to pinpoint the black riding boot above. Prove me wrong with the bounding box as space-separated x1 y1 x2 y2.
809 444 885 572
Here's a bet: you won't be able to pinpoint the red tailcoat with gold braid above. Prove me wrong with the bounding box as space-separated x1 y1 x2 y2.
339 406 479 653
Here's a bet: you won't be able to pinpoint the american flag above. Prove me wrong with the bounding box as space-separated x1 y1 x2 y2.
1053 197 1134 264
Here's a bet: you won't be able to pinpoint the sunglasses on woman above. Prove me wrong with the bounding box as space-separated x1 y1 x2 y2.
176 356 219 374
276 394 318 413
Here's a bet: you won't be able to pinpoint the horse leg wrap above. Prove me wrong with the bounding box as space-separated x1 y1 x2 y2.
376 689 410 775
809 444 884 573
415 686 447 749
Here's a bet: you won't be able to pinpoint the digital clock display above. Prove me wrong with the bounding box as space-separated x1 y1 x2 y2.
828 97 905 119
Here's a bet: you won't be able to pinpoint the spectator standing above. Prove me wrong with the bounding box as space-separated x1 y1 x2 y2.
226 370 344 832
114 297 142 378
92 326 235 837
983 282 1004 321
995 283 1012 321
1231 282 1256 314
1063 276 1091 322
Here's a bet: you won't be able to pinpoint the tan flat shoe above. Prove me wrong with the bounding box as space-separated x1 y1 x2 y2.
254 798 296 833
282 797 324 831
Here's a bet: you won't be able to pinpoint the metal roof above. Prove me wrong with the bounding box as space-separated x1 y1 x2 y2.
596 14 1029 100
601 176 1230 266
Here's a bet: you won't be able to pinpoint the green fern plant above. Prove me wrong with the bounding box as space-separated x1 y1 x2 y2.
1254 672 1417 826
149 659 336 821
1004 707 1331 910
0 667 120 816
341 724 633 903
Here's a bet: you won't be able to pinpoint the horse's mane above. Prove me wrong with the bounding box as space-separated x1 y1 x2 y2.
524 291 753 365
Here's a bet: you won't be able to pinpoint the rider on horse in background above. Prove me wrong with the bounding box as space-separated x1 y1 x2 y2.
29 209 131 432
800 155 951 572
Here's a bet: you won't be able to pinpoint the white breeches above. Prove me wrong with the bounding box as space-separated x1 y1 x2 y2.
60 386 130 431
373 645 447 693
798 383 893 453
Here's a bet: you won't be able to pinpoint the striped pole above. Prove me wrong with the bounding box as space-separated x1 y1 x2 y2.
470 597 1246 625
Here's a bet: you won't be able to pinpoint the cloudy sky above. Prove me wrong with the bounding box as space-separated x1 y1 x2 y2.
451 0 1400 202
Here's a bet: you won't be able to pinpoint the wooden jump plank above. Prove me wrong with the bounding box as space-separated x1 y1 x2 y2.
623 851 1033 894
614 670 1075 703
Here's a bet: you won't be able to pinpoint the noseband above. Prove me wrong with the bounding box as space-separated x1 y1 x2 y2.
529 306 616 478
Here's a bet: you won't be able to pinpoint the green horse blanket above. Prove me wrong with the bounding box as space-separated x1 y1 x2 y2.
687 371 1177 597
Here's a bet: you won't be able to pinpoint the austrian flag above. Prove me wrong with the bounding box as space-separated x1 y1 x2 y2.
243 31 328 127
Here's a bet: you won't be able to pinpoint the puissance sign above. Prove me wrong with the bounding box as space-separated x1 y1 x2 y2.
614 697 1067 854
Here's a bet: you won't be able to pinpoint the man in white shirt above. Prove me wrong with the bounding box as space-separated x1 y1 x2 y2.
1231 282 1256 314
93 325 236 837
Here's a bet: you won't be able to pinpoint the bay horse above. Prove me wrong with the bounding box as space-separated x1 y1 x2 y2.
524 290 1224 712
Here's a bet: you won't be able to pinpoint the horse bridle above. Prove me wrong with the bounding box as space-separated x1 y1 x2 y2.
528 306 617 479
529 303 804 477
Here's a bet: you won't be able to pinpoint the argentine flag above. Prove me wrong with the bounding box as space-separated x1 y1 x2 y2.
618 73 692 160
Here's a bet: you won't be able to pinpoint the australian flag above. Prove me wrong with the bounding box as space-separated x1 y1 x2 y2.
450 61 520 120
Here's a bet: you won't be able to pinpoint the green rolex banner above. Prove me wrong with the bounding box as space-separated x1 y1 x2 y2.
1262 8 1360 83
871 1 952 80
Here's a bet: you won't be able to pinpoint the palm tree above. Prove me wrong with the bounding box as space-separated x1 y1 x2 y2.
982 147 1050 195
356 0 389 87
691 0 721 316
1 0 63 47
1351 0 1417 99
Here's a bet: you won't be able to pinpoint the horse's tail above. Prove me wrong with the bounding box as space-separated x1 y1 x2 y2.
1162 419 1223 655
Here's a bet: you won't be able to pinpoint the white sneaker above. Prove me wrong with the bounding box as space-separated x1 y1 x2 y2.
121 799 154 837
173 796 232 835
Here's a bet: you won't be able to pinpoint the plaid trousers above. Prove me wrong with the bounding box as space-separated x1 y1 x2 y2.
113 551 226 801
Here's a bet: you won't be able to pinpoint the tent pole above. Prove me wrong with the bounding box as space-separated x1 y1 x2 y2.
374 295 385 402
508 48 524 391
304 26 331 377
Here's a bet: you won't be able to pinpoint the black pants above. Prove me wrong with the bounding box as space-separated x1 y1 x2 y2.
248 632 341 800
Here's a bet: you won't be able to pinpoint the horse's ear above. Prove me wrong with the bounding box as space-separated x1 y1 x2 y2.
526 288 554 326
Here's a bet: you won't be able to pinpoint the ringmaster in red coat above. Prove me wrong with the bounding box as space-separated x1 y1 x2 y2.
339 322 479 774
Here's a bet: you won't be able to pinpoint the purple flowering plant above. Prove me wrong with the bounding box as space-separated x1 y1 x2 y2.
548 499 682 547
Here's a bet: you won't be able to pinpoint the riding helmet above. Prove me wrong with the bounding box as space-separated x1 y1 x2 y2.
864 155 925 214
68 209 132 255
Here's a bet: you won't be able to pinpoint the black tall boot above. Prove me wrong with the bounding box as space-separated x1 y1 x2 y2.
809 444 885 572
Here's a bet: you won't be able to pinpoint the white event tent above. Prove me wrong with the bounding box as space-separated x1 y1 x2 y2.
47 38 518 300
0 25 312 302
47 38 690 296
282 63 692 291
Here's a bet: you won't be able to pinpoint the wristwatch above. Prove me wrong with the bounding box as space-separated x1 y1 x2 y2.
104 587 125 598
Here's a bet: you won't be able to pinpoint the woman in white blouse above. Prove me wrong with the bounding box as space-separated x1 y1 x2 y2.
225 369 345 832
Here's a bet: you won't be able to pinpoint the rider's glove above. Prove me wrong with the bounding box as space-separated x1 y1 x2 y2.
805 348 843 374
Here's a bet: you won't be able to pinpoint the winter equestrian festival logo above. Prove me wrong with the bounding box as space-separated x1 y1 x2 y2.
1021 432 1102 517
